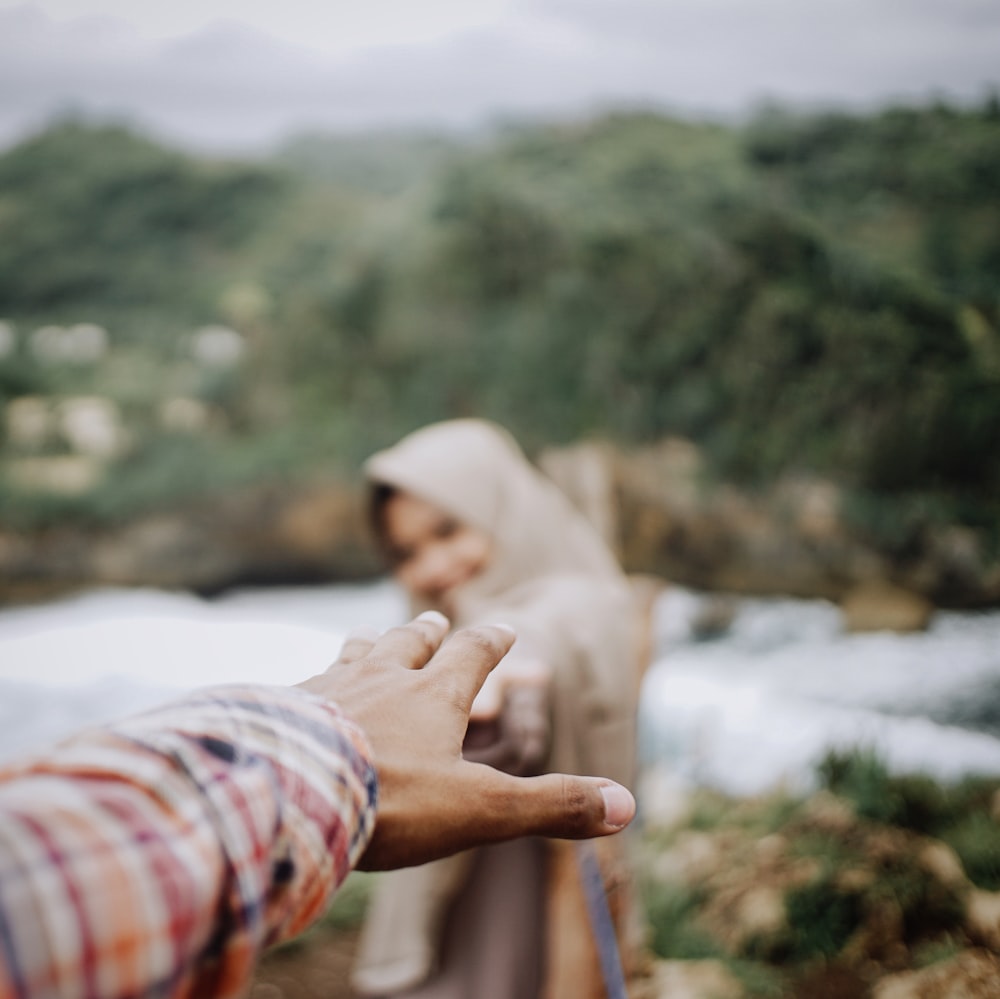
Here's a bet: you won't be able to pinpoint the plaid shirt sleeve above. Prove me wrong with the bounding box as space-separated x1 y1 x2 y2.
0 683 379 999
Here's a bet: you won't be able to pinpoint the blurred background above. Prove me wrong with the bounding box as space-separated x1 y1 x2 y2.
1 0 999 598
2 2 1000 995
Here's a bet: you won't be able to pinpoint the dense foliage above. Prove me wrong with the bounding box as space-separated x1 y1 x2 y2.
0 121 286 329
0 103 998 532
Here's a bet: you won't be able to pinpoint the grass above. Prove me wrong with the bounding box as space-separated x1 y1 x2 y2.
941 812 1000 890
636 747 998 999
725 960 786 998
780 876 864 962
911 935 965 969
641 881 722 961
787 829 858 870
818 747 1000 890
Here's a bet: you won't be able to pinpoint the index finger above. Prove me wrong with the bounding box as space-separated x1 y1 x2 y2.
425 623 517 714
362 610 452 672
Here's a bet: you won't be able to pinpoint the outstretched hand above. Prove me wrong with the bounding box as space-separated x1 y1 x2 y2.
298 611 635 870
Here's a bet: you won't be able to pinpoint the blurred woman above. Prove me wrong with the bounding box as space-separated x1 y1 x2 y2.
351 419 645 999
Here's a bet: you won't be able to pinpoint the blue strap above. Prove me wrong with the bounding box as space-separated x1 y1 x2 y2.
576 841 628 999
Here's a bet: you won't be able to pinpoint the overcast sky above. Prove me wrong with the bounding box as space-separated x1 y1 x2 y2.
1 0 998 153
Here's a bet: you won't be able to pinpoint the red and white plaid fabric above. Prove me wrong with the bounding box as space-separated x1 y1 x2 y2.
0 684 377 998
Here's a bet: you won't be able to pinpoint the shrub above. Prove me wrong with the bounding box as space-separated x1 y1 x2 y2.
781 875 864 961
642 882 722 960
942 812 1000 890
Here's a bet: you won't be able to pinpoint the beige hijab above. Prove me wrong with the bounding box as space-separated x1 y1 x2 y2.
354 421 640 997
365 419 620 595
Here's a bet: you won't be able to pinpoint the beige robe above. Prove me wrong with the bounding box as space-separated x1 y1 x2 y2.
352 420 645 999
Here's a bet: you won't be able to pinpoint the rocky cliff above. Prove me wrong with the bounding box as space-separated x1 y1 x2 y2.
2 438 997 621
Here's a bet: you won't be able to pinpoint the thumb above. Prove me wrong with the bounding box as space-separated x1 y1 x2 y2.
481 770 636 841
358 767 636 869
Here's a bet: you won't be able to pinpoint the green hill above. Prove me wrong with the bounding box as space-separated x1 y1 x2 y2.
0 103 997 543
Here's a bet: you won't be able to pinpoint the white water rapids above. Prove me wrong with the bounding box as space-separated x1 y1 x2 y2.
1 583 998 799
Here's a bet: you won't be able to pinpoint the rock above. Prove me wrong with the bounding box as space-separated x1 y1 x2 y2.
650 830 737 886
965 888 1000 950
689 832 822 958
3 430 999 608
753 833 788 864
274 486 369 566
873 948 1000 998
90 515 235 590
0 480 384 604
840 580 935 633
774 476 843 541
538 440 619 549
799 790 857 835
690 595 738 640
648 959 743 999
613 440 881 601
918 841 968 890
732 884 786 941
633 784 1000 997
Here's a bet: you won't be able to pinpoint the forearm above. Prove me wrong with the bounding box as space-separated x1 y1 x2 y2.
0 684 377 999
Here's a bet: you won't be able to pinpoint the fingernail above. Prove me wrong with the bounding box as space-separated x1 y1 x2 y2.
600 783 636 829
416 610 450 629
491 622 517 637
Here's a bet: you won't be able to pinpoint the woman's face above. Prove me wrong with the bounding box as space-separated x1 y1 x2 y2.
382 491 492 611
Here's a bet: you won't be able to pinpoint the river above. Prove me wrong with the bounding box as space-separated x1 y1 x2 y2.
1 582 999 799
